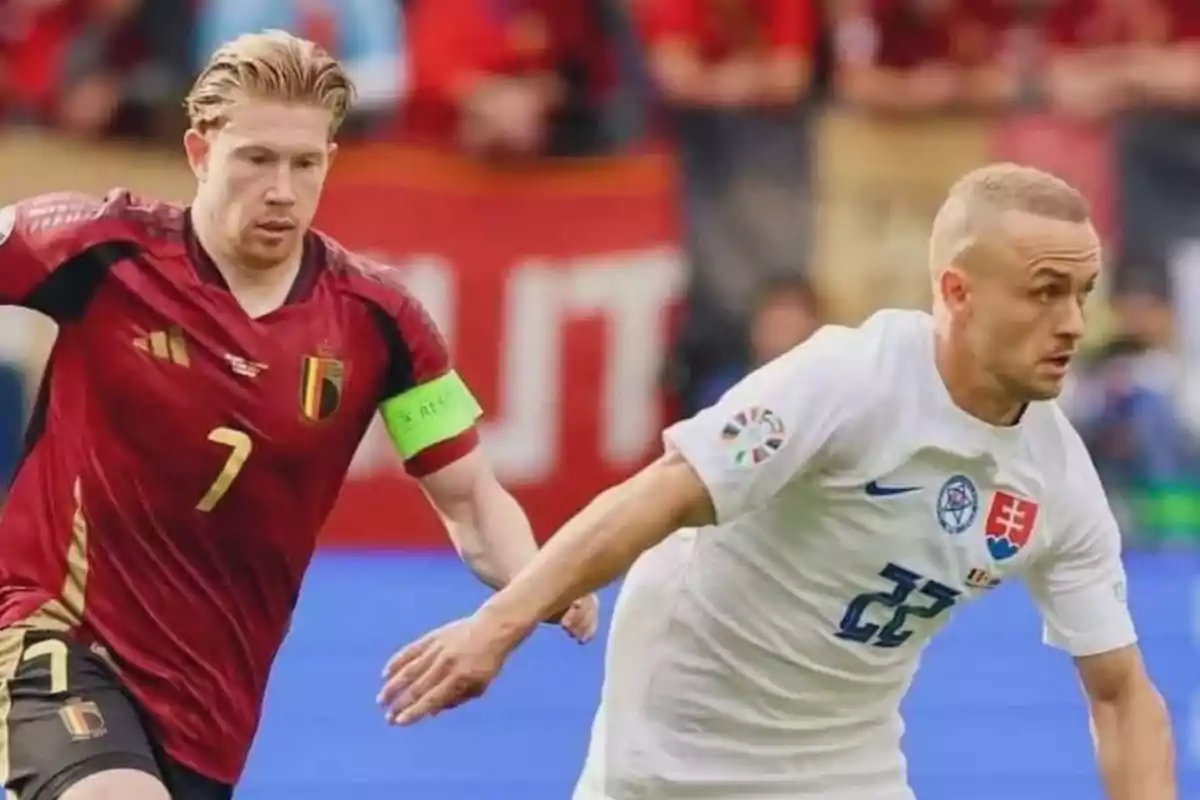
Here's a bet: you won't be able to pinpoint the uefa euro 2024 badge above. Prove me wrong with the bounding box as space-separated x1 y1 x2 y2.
720 406 786 468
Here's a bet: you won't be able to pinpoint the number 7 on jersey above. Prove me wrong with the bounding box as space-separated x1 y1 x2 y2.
197 427 253 512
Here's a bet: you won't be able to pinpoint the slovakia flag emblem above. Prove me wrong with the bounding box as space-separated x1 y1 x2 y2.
984 491 1039 561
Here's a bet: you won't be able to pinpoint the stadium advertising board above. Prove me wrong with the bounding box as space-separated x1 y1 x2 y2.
315 146 685 547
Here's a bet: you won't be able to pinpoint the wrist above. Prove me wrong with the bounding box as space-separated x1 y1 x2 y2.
474 597 538 650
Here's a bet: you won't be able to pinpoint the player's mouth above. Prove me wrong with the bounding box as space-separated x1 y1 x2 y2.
256 220 296 234
1041 354 1073 374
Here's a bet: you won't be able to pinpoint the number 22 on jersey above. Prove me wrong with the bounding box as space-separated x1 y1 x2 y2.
197 427 253 512
836 562 960 649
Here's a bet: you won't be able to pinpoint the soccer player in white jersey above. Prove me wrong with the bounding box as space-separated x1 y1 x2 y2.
379 163 1177 799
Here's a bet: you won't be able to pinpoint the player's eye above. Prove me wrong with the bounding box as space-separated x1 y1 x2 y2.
1034 281 1074 303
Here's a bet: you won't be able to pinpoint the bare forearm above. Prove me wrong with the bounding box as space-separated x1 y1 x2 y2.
1091 687 1176 799
477 456 705 643
963 66 1020 109
836 67 911 110
440 482 539 590
837 66 956 112
1130 49 1200 107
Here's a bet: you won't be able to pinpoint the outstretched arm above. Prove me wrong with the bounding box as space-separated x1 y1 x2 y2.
379 324 874 724
474 449 712 644
1076 646 1175 799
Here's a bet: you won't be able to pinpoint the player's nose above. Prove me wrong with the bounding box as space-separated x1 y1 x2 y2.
265 167 298 205
1053 296 1085 342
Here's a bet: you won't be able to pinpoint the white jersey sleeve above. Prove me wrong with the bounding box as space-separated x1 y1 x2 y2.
663 325 870 525
1025 436 1137 657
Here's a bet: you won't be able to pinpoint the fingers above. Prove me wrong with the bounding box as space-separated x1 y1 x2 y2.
383 653 489 726
378 622 498 726
391 666 461 726
560 595 600 643
384 633 434 677
378 642 442 711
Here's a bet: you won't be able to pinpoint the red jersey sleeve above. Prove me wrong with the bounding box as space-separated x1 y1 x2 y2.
370 270 482 477
0 192 138 320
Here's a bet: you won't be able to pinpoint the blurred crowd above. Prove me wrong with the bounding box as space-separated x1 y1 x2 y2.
2 0 1200 542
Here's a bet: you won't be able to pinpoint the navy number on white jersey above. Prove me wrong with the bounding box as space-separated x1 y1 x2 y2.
836 563 961 648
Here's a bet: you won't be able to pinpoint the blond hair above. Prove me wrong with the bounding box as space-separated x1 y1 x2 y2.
185 30 356 136
929 162 1091 278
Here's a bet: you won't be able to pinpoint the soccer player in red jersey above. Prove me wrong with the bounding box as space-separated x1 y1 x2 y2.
0 31 599 800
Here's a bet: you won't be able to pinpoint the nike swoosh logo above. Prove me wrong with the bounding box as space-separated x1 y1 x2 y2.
864 480 922 497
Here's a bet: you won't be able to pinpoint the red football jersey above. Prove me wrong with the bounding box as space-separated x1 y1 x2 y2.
0 191 480 783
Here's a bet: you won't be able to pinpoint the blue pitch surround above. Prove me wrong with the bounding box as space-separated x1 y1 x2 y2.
240 551 1200 800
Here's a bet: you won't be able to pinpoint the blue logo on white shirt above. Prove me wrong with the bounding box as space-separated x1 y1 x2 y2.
864 480 921 497
936 474 979 535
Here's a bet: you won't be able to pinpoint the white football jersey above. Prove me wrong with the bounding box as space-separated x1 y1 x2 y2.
574 309 1136 800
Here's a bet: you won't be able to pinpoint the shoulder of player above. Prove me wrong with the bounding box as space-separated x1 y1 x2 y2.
1024 401 1093 479
776 308 912 370
751 312 896 432
1025 402 1110 529
10 188 184 247
787 308 923 397
313 230 430 320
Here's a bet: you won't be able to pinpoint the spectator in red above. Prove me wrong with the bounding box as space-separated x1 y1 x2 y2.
1044 0 1200 392
635 0 815 109
1045 0 1200 118
831 0 1023 112
0 0 181 137
634 2 819 421
402 0 613 158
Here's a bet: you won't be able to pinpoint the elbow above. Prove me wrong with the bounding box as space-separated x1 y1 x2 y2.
445 479 531 588
457 540 506 587
447 512 509 588
1090 676 1174 752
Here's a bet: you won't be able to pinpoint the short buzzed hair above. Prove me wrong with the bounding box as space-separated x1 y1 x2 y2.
185 30 355 136
929 162 1091 278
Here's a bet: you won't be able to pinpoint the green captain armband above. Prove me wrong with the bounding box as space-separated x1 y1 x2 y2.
380 370 483 459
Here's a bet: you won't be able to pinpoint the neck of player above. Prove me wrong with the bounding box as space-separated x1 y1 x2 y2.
190 206 302 319
934 334 1024 427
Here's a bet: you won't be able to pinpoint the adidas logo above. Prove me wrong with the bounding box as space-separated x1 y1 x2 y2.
133 326 189 367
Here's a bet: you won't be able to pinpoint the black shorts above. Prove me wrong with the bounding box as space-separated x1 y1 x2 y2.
0 628 232 800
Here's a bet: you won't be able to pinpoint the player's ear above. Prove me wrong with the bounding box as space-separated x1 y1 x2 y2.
183 129 212 181
326 142 339 168
939 266 970 314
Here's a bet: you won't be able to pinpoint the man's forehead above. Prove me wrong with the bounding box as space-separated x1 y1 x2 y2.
978 210 1101 264
217 98 332 146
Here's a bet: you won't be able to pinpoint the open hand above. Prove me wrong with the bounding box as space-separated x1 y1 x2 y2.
379 615 511 726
